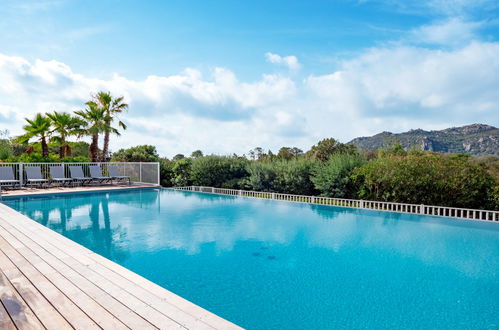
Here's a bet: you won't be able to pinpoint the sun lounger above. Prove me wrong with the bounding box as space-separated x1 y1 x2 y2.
0 166 20 188
108 165 131 185
89 165 112 184
25 166 49 187
49 166 73 186
68 165 93 185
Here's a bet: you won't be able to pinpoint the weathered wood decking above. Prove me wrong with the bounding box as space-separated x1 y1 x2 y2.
0 187 241 329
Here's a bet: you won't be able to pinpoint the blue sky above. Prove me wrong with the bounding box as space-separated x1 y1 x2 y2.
0 0 498 156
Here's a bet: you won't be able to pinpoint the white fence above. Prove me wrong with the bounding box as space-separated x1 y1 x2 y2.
172 186 499 222
0 162 160 186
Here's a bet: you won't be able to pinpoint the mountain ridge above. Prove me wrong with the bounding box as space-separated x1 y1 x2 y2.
348 123 499 156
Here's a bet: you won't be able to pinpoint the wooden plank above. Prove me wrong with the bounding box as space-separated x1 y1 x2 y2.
0 294 17 330
0 250 72 330
0 233 102 329
0 217 184 330
0 270 44 329
0 220 160 330
0 228 129 330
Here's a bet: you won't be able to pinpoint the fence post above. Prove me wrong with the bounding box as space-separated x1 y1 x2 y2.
19 163 24 187
271 192 275 199
420 204 424 214
211 187 215 193
360 200 364 208
157 162 160 185
238 190 242 196
139 162 143 183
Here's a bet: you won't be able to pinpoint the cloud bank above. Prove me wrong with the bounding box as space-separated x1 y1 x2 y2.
1 34 498 157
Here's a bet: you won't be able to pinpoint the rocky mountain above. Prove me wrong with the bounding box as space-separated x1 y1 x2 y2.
348 124 499 156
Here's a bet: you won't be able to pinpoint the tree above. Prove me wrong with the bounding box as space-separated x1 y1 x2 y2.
377 141 407 158
0 130 12 160
172 158 192 186
190 156 249 188
277 147 294 160
172 154 185 162
271 159 317 195
75 102 115 162
306 138 356 161
111 145 160 162
16 113 52 158
46 111 86 158
311 153 366 198
277 147 303 160
93 91 128 161
352 154 495 209
191 150 204 158
248 147 265 160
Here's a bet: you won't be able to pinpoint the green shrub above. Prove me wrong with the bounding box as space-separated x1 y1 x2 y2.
245 159 317 195
312 153 366 198
353 154 495 209
111 145 160 162
172 158 192 186
159 158 174 187
190 156 249 188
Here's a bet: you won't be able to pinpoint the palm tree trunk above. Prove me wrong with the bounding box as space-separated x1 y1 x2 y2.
90 134 99 162
41 137 49 158
59 136 66 158
102 119 110 162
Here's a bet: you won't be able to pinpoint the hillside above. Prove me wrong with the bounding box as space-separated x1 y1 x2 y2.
348 124 499 156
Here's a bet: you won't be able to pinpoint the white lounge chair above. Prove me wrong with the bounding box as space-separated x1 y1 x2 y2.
68 166 92 185
89 165 112 184
25 166 49 188
108 165 131 185
0 166 20 188
49 166 74 186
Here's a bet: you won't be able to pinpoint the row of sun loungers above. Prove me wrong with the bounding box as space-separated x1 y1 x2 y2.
0 165 130 188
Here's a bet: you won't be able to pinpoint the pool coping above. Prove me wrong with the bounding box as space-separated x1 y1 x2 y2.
0 186 242 329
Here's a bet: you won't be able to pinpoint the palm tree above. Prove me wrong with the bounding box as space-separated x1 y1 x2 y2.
46 111 86 158
75 102 118 162
16 113 52 158
93 91 128 161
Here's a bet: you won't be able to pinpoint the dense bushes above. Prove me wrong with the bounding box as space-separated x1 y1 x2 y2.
111 145 160 162
156 149 498 210
190 156 249 188
311 153 366 198
246 159 317 195
352 154 495 209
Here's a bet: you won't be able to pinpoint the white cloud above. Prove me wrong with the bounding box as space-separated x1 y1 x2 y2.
265 52 301 70
1 38 498 157
305 41 499 120
410 18 484 46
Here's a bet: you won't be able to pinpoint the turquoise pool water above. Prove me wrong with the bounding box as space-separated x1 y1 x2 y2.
3 188 498 329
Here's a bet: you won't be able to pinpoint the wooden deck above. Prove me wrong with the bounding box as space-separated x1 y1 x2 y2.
0 188 242 329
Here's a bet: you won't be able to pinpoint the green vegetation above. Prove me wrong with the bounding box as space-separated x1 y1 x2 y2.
2 95 497 211
129 139 497 210
1 91 127 163
93 91 128 161
352 154 495 209
311 153 366 198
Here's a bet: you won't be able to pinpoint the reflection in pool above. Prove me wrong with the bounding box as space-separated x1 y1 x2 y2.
4 188 499 329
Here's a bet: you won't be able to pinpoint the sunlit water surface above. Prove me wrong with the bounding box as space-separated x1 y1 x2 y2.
3 188 498 329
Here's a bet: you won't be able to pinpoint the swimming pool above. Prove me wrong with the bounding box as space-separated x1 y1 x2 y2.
3 188 498 329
